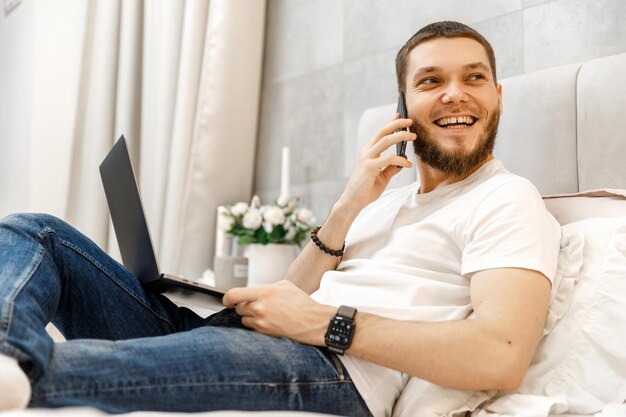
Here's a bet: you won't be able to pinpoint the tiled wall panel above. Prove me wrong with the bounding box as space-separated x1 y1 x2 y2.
263 0 343 85
255 0 625 221
524 0 626 73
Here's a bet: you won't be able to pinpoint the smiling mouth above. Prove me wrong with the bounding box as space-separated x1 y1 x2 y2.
434 116 477 130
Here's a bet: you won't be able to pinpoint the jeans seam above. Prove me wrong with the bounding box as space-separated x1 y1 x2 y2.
1 245 46 336
33 379 355 400
0 339 32 363
37 228 176 332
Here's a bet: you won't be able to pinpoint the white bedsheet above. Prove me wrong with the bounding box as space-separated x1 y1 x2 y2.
3 407 626 417
0 410 336 417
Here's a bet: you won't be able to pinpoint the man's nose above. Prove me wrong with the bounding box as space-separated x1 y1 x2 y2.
441 81 468 103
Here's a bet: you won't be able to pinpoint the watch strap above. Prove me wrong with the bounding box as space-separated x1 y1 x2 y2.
337 305 357 320
328 345 346 354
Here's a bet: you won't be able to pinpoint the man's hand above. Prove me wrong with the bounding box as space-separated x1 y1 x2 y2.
338 116 416 211
283 114 415 294
222 280 335 346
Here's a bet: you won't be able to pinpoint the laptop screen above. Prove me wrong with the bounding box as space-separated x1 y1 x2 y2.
99 136 161 284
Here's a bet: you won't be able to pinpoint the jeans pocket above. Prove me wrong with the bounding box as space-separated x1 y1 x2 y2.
319 348 346 381
204 308 246 329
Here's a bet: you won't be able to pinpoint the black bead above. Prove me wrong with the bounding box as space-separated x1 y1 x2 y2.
309 226 345 257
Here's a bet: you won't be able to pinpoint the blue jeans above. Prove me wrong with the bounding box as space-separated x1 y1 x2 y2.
0 213 372 416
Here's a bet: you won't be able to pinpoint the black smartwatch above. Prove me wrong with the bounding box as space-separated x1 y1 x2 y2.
325 305 357 355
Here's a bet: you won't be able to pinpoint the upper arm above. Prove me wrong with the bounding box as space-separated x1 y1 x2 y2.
462 180 561 281
470 267 552 374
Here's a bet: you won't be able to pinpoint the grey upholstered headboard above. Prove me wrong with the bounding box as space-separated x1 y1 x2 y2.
355 51 626 195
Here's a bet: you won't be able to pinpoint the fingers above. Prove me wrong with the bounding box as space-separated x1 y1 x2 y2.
240 315 269 333
239 310 257 330
234 300 254 317
363 118 416 160
234 300 271 333
372 154 413 171
223 280 291 308
380 159 408 181
241 315 254 329
222 287 260 308
367 130 416 159
365 114 414 150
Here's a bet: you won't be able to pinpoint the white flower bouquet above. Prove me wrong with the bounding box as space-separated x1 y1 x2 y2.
219 195 316 246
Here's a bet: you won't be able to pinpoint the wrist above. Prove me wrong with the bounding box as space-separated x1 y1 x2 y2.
311 201 360 254
327 200 362 236
324 305 358 355
308 304 336 347
332 198 364 217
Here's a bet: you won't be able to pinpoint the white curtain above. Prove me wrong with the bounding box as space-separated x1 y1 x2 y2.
28 0 266 278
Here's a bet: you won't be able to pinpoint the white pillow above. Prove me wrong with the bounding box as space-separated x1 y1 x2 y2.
477 217 626 416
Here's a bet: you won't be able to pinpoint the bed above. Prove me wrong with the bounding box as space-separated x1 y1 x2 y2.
4 51 626 417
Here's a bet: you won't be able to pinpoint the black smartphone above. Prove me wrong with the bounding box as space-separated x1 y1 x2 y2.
395 91 409 165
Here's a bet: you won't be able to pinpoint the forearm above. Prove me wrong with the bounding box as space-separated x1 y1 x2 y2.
341 313 529 391
226 287 532 391
285 117 414 294
300 269 550 391
284 200 361 294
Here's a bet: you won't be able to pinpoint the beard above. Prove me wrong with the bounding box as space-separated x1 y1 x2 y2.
411 108 500 177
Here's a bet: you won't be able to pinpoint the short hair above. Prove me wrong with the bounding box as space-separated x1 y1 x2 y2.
395 21 497 92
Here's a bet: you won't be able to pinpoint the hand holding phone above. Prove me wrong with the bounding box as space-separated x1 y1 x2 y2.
395 92 409 166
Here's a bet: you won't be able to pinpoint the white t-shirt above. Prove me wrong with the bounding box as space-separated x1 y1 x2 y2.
311 160 561 417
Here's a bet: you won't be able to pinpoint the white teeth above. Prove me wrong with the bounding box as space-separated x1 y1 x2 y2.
435 116 476 127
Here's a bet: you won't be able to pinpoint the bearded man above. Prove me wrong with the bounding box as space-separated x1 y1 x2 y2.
0 21 559 417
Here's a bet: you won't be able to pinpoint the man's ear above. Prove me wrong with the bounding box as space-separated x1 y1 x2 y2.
497 83 503 115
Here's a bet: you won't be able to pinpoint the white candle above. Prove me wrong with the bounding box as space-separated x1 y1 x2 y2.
280 147 290 199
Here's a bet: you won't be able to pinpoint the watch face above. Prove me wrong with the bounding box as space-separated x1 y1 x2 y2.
326 316 354 348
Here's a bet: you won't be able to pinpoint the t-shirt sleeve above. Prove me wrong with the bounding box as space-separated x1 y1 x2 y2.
461 179 561 282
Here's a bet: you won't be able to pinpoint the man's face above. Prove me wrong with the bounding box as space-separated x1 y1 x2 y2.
403 37 502 177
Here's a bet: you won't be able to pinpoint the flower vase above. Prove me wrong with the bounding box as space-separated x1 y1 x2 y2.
244 243 298 287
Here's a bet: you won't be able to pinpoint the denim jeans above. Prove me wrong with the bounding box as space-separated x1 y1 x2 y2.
0 213 372 416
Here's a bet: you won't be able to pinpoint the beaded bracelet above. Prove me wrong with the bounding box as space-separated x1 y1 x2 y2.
310 226 345 257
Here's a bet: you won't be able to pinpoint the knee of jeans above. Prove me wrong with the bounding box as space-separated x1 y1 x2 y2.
1 213 66 237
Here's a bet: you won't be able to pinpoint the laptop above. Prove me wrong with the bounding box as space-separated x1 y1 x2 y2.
99 135 226 298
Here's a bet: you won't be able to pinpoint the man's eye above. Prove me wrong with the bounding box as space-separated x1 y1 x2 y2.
419 77 438 86
468 73 486 81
